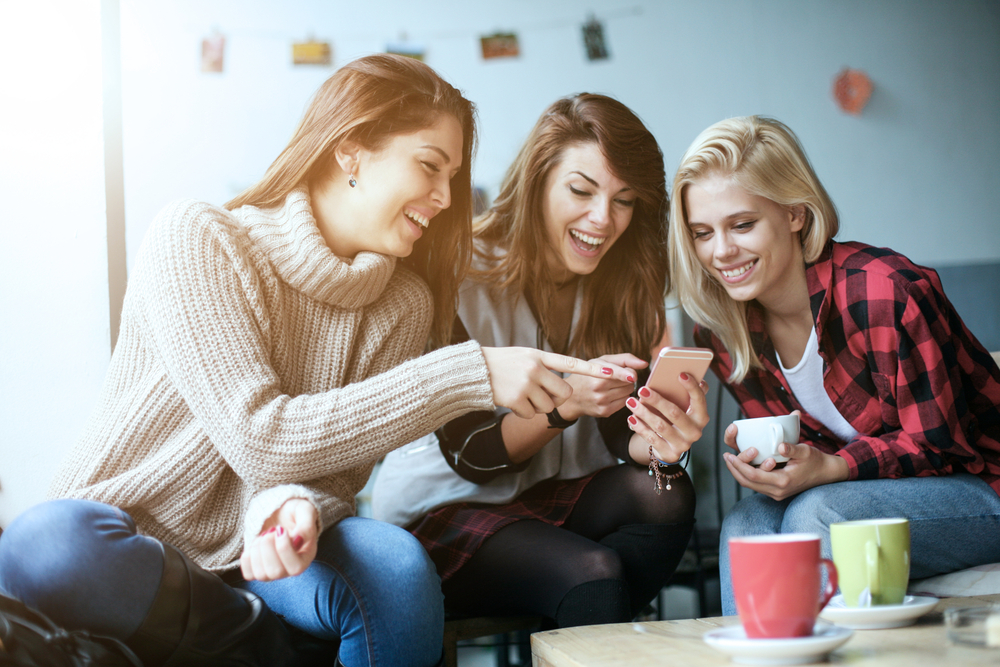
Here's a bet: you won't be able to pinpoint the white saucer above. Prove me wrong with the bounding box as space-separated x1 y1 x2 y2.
702 622 853 665
819 594 938 629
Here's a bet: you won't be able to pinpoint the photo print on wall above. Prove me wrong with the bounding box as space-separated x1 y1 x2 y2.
582 16 609 61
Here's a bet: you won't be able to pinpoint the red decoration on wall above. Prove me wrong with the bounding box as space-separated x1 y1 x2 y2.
833 68 873 115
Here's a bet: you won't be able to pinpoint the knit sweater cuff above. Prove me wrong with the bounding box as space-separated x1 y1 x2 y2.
418 340 495 425
243 484 326 549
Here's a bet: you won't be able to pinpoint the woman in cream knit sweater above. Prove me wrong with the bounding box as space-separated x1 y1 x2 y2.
0 55 625 667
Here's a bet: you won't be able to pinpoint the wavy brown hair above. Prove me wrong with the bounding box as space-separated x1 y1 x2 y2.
473 93 668 360
669 116 839 382
226 54 477 348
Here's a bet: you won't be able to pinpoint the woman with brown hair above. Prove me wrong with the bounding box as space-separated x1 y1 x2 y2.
0 56 626 667
374 93 707 628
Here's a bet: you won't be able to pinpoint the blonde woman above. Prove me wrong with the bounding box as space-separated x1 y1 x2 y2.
375 94 704 628
668 115 1000 615
0 56 628 667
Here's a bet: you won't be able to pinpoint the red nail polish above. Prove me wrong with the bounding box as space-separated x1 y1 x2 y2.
602 367 613 375
638 387 651 398
626 375 636 383
292 535 304 550
628 415 637 426
680 372 690 381
627 397 638 408
276 526 285 537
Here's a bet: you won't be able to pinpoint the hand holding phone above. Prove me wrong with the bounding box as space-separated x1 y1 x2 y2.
644 347 713 412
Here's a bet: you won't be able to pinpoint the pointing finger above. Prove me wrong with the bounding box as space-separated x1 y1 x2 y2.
540 352 634 383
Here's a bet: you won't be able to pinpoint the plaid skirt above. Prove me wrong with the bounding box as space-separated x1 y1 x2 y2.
407 472 599 582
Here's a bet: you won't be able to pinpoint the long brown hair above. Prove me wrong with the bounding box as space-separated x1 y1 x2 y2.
669 116 838 382
226 54 477 348
474 93 668 360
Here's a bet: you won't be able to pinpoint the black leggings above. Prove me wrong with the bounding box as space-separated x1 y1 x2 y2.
441 463 696 627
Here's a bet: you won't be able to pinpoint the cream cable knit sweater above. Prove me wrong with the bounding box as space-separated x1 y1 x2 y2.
48 189 495 571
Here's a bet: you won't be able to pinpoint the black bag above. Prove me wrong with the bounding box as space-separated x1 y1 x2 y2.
0 593 142 666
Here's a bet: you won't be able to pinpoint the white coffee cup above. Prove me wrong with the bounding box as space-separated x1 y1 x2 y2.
733 414 800 466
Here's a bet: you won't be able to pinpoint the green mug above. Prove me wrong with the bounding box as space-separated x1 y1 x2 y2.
830 518 910 607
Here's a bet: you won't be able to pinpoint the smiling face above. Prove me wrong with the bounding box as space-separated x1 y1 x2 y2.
684 173 806 308
541 142 635 282
313 113 464 259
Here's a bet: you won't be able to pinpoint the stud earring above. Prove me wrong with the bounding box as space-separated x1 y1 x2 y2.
348 174 357 188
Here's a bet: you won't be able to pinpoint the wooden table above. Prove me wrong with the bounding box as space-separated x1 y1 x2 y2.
531 595 1000 666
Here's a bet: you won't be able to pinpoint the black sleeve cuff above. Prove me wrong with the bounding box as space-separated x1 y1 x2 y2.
437 411 529 484
596 367 650 468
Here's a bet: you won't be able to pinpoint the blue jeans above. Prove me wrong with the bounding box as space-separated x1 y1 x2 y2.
241 515 444 666
0 499 443 667
719 474 1000 616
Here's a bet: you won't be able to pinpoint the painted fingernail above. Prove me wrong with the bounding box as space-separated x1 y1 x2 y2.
626 375 636 383
628 415 638 426
627 397 638 409
292 535 304 550
638 387 651 398
680 372 690 381
276 526 285 537
602 367 613 375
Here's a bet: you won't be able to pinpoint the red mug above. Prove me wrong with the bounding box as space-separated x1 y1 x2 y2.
729 533 838 638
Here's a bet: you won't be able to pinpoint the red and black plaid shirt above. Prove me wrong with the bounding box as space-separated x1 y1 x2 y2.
695 240 1000 495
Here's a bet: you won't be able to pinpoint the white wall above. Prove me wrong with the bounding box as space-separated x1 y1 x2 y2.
120 0 1000 270
0 0 113 525
1 0 998 526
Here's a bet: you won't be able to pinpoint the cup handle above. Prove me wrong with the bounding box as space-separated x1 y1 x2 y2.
865 540 881 599
770 423 784 453
818 558 838 610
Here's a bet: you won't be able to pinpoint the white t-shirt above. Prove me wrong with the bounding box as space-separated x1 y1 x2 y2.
776 326 860 443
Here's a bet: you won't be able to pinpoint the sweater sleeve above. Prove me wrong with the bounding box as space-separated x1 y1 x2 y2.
134 201 496 491
242 484 326 548
425 317 526 484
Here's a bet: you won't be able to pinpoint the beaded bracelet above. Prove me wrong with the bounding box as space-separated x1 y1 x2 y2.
648 445 686 495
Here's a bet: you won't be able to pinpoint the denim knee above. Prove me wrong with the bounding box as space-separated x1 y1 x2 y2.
0 499 118 598
783 486 849 535
377 528 441 604
360 527 443 666
720 493 785 541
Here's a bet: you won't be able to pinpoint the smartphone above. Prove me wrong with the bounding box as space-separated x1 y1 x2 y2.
644 347 714 411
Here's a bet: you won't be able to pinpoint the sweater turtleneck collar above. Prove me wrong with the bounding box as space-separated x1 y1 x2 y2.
236 188 397 309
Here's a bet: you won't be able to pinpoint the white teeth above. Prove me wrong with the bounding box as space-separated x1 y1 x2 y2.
721 261 755 278
570 229 605 247
404 209 429 228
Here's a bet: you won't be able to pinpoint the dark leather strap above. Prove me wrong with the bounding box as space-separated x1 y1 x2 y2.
166 554 203 667
124 541 190 667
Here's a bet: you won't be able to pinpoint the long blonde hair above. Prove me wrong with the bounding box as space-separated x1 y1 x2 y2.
668 116 838 382
474 94 668 360
227 54 477 348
